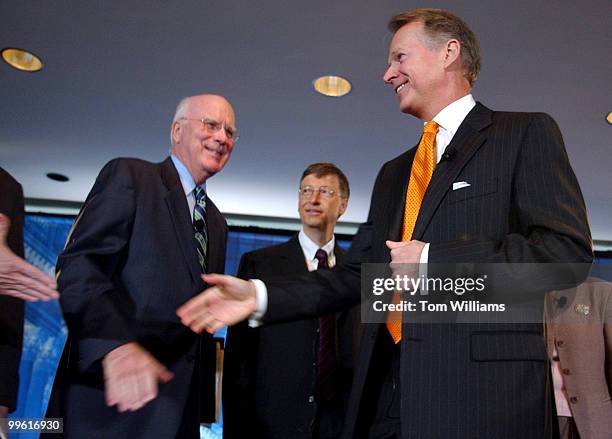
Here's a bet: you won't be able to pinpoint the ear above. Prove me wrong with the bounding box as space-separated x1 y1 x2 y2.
337 198 348 218
443 39 461 68
171 121 182 145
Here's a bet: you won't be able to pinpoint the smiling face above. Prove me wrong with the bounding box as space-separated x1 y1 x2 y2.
170 95 236 184
298 173 347 238
383 21 450 121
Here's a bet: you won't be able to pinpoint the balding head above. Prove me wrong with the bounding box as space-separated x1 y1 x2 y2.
170 94 236 184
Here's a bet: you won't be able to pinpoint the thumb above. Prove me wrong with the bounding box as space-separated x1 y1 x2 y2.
155 363 174 383
202 273 232 287
386 240 406 249
0 214 10 244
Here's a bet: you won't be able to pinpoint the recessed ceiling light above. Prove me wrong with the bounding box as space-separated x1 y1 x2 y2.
1 47 43 72
313 75 352 97
46 173 69 182
607 112 612 125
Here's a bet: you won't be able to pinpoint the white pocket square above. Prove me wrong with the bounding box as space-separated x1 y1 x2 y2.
452 181 471 191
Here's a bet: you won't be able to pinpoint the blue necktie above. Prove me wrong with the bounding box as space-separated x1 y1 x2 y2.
193 187 208 273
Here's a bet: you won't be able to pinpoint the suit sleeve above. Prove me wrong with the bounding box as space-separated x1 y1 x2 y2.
429 113 592 265
222 252 262 438
56 159 138 373
0 176 25 412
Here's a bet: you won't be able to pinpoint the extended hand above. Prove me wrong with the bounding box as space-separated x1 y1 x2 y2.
177 274 257 334
103 342 174 412
0 214 59 301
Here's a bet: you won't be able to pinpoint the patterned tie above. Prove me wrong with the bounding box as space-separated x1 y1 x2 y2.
314 248 338 401
387 121 439 344
193 186 208 273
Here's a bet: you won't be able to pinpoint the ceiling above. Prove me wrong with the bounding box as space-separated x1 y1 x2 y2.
1 0 610 242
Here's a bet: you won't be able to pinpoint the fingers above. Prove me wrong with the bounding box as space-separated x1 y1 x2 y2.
176 288 212 322
0 214 9 244
103 343 172 412
177 290 218 333
0 249 58 301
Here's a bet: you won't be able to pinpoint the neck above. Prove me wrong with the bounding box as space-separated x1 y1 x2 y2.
419 82 471 121
303 226 333 247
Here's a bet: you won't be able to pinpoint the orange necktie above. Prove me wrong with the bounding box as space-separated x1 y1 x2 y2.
387 121 439 344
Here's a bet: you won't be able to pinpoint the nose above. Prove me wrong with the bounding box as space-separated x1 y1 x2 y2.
212 126 229 145
383 63 397 84
310 190 321 203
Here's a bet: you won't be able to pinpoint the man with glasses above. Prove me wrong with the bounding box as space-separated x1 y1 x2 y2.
47 94 236 438
223 163 359 439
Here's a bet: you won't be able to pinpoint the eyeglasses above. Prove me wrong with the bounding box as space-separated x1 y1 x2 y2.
298 186 338 199
180 117 240 142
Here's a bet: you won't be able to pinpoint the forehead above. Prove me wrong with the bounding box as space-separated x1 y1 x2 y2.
301 173 340 187
388 21 426 56
186 96 235 124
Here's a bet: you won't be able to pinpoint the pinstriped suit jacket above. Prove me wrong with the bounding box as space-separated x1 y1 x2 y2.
265 103 593 438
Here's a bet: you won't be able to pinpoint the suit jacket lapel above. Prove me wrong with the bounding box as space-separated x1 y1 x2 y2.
161 157 201 283
204 199 224 274
387 148 417 242
286 234 310 274
412 103 493 240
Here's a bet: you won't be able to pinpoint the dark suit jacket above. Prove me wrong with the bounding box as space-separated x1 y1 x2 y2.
47 157 227 439
264 104 593 438
223 234 359 439
545 278 612 439
0 167 25 412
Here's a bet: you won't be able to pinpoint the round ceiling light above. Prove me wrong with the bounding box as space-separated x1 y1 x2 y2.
313 75 352 97
607 112 612 125
1 47 43 72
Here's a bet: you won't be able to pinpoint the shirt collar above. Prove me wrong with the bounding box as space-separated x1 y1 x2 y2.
298 229 335 262
171 154 206 198
431 94 476 137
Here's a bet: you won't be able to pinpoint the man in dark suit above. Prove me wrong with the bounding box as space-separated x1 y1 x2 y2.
223 163 359 439
0 169 58 439
47 94 237 438
179 9 593 439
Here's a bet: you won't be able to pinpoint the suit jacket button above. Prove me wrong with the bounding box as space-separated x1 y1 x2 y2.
186 354 196 362
308 395 315 403
562 369 571 375
569 396 578 404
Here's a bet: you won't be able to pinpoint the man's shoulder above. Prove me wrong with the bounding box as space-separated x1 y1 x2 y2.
241 237 297 262
0 167 22 192
95 157 170 185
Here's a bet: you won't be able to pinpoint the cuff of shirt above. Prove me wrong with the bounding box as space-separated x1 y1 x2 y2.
248 279 267 328
419 243 430 293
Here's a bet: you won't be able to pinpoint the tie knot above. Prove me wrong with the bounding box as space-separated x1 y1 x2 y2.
194 186 206 206
315 249 328 270
423 121 439 135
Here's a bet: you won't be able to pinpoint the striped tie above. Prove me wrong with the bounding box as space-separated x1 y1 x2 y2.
193 186 208 273
387 121 439 344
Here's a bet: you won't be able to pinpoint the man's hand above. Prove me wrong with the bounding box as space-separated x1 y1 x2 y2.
102 342 174 412
0 214 58 301
0 405 8 439
386 240 426 277
177 274 257 334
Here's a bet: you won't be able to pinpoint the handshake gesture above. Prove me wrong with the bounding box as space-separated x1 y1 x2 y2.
177 273 258 334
